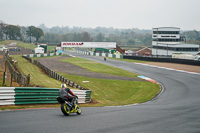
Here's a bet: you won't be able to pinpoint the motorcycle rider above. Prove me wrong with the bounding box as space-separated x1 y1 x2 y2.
59 83 77 109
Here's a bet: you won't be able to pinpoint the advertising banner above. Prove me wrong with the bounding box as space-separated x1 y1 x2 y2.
61 42 116 48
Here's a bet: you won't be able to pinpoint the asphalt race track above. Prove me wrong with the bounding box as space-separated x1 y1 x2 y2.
1 51 200 133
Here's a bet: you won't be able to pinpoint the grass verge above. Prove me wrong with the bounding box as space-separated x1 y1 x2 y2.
0 40 14 45
57 72 161 107
107 57 149 63
0 55 161 109
0 40 37 49
11 55 63 88
0 104 60 110
16 41 36 49
61 57 139 78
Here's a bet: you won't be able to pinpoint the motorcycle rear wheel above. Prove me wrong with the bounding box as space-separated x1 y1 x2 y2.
61 103 70 116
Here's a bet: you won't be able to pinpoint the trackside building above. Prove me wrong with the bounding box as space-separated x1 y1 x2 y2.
152 27 199 56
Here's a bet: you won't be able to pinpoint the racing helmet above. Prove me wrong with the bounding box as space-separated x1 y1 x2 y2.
61 83 67 88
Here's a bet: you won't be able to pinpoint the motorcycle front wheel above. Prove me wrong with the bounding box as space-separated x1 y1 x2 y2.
61 103 70 116
76 105 82 115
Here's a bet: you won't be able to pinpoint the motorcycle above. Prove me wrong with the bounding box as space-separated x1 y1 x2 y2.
56 96 81 116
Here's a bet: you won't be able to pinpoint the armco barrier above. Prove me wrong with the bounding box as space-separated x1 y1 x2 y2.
123 56 200 66
75 50 123 59
0 87 91 105
23 53 63 58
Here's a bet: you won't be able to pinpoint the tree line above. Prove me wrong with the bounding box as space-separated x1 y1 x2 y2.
1 21 200 46
38 24 200 46
183 30 200 44
38 24 152 46
0 21 44 43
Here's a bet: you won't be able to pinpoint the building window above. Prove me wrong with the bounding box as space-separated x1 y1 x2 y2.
153 31 158 34
157 38 180 42
161 36 170 37
157 31 179 34
153 46 198 52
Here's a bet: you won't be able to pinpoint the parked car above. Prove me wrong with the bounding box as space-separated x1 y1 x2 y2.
195 52 200 61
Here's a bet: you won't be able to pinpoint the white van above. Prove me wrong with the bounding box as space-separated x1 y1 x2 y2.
34 45 44 54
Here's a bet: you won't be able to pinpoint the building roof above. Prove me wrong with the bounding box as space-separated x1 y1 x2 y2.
35 47 44 50
153 27 180 29
132 47 152 53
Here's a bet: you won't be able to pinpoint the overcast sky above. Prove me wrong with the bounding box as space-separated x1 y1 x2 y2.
0 0 200 30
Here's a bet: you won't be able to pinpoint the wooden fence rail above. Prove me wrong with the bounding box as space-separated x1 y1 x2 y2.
3 52 30 86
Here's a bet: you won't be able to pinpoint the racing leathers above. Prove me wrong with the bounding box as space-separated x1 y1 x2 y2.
59 87 76 107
